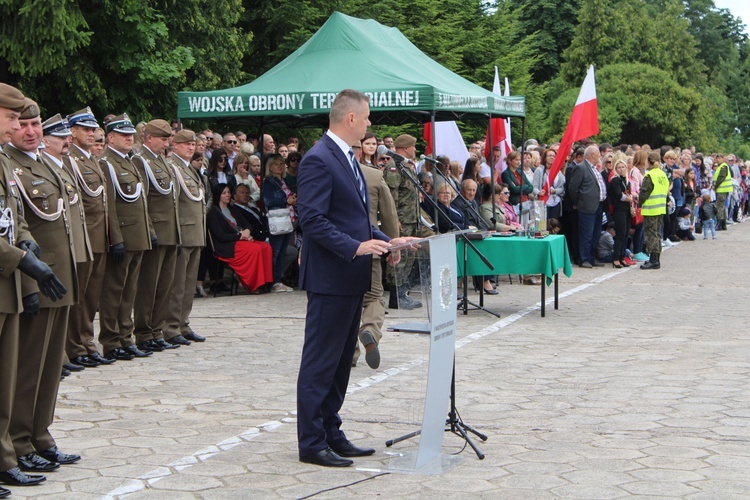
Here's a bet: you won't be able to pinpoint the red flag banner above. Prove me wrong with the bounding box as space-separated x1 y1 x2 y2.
544 65 599 201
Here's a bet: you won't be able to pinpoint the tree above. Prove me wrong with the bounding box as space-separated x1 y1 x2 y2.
514 0 581 83
1 0 250 121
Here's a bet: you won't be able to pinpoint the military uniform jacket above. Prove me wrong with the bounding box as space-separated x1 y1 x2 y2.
169 155 206 247
69 143 110 253
132 147 181 246
0 153 35 314
383 159 419 224
361 163 399 239
40 152 93 265
5 146 78 308
101 146 154 252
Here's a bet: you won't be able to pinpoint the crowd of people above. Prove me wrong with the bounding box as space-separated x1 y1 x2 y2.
2 76 749 485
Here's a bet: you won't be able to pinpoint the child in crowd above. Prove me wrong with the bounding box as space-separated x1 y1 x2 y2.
698 194 717 240
547 218 561 234
676 207 695 241
597 222 633 264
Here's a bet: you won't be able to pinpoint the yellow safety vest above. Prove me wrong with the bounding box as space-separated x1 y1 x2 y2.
715 163 733 193
642 168 669 216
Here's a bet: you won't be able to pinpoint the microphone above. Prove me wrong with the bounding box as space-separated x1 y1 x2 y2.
376 145 407 163
420 155 442 165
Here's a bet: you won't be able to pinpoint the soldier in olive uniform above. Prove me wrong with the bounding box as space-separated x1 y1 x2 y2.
352 153 399 369
40 116 100 373
382 134 421 310
164 130 207 345
5 99 80 475
0 84 68 492
65 107 115 367
132 119 181 352
99 114 156 360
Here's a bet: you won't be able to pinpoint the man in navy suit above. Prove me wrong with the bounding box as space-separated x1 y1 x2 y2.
567 145 607 268
296 89 412 467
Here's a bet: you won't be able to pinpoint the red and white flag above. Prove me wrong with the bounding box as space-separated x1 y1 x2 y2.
498 76 513 174
484 66 507 170
543 64 599 201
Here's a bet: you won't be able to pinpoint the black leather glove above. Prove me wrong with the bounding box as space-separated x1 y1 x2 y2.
110 242 126 262
21 293 39 316
151 234 158 250
176 244 182 256
19 240 41 258
17 252 67 301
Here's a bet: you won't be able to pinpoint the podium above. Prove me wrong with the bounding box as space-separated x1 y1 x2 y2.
384 233 464 473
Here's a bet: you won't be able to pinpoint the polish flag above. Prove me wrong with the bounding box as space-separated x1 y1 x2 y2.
484 67 507 168
422 121 470 168
543 65 599 201
497 77 513 174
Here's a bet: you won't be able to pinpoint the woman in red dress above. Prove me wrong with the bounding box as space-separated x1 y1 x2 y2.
207 183 273 292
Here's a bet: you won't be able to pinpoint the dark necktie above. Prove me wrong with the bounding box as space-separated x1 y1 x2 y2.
348 150 366 203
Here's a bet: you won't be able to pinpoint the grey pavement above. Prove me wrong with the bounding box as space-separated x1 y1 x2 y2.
10 225 750 498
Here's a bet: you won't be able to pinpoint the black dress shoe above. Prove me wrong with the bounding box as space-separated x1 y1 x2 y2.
125 345 152 357
88 351 116 365
183 331 205 342
0 485 10 498
137 340 164 353
0 467 46 486
104 348 135 361
359 330 380 369
330 440 376 457
167 335 191 346
61 367 70 377
62 362 84 372
71 355 100 368
17 452 59 472
155 338 179 349
37 446 81 465
299 448 353 467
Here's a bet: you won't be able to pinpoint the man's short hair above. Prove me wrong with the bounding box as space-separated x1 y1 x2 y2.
329 89 369 125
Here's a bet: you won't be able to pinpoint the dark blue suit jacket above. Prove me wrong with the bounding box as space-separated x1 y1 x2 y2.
297 133 388 296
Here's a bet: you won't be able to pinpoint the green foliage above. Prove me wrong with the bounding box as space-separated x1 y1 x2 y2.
0 0 90 78
0 0 747 153
514 0 581 83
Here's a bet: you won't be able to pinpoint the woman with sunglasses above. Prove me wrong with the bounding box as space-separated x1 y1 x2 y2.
206 147 237 195
480 183 524 232
284 151 303 192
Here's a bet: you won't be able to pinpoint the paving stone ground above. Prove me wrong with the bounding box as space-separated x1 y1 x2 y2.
9 224 750 499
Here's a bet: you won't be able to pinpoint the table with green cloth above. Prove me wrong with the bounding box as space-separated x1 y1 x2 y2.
457 234 573 317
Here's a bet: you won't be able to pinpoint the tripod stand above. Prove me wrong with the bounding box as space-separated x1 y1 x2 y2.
385 358 487 460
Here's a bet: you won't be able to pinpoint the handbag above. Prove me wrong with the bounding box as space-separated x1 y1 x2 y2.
267 208 294 235
631 206 643 226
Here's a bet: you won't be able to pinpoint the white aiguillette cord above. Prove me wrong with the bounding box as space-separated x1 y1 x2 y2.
133 154 173 196
170 161 204 203
12 171 65 222
69 156 105 199
103 158 143 203
0 207 14 245
0 167 15 245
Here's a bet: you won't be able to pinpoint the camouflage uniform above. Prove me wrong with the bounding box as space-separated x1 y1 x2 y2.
383 159 420 286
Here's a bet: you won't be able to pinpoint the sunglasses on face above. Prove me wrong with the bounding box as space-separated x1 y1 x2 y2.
205 137 213 141
226 140 237 144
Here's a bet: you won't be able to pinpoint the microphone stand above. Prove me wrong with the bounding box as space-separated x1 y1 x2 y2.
382 159 491 460
385 355 488 460
428 162 500 318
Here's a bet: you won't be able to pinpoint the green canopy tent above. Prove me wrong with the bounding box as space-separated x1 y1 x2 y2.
176 12 525 128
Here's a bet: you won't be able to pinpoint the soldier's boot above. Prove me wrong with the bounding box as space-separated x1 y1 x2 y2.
640 253 660 270
398 288 422 309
